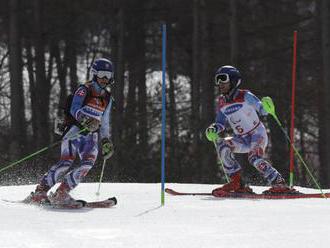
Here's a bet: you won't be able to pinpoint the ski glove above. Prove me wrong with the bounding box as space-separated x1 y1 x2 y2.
101 138 114 159
77 113 100 132
205 123 220 142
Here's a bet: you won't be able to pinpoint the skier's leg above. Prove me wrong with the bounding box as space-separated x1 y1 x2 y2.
248 147 284 184
65 133 98 189
247 128 285 184
212 137 252 196
52 133 98 203
39 139 77 189
247 128 296 193
25 131 78 203
217 138 242 176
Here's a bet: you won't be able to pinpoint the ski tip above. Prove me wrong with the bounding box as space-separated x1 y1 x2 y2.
164 188 176 195
76 200 87 207
108 197 117 205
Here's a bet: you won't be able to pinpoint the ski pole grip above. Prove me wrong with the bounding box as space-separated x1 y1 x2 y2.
261 96 275 115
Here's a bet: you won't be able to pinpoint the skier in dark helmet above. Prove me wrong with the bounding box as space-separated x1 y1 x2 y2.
25 58 115 206
206 65 296 196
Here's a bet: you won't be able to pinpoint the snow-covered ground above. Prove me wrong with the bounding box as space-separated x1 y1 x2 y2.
0 183 330 248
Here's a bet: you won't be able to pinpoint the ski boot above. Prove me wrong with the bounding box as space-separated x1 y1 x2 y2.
24 184 50 204
263 175 300 194
212 172 254 197
49 182 83 208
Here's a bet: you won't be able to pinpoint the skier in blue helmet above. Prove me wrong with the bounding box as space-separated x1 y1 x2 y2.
90 58 115 93
206 65 296 196
25 58 115 206
214 65 242 101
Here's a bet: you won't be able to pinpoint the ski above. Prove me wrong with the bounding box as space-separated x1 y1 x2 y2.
213 192 330 199
165 188 212 196
2 197 117 209
165 188 330 199
80 197 117 208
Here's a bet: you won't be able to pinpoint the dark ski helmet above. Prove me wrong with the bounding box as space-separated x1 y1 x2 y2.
215 65 241 98
215 65 241 88
91 58 114 92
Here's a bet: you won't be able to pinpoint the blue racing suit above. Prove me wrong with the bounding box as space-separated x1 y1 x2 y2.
40 81 113 190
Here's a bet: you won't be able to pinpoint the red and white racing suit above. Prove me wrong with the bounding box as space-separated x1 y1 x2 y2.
215 89 281 184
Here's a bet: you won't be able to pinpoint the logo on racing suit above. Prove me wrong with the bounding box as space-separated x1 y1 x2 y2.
224 104 243 115
76 88 87 97
80 106 103 121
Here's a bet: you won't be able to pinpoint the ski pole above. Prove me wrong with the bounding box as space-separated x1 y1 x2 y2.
213 140 230 183
96 158 108 196
261 96 326 197
0 127 88 174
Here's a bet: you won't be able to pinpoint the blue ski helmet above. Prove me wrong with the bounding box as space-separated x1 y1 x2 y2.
215 65 241 97
91 58 114 89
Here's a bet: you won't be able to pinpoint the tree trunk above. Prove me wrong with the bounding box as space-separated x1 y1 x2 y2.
319 0 330 187
65 0 78 92
33 0 50 146
136 22 148 162
199 0 216 182
112 4 126 178
9 0 26 158
191 0 201 180
67 39 78 92
229 0 239 65
167 23 180 181
25 39 38 144
53 42 68 117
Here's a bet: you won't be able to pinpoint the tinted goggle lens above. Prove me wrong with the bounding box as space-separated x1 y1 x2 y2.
96 71 113 80
215 74 230 85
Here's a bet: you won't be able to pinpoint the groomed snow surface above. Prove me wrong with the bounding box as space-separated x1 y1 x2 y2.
0 183 330 248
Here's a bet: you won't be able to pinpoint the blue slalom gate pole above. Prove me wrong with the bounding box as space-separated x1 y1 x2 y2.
161 23 167 206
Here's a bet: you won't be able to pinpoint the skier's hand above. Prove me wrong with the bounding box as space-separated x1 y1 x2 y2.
77 113 100 132
205 123 220 142
101 138 114 159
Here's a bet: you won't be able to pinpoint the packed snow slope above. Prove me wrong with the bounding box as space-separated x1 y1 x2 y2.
0 183 330 248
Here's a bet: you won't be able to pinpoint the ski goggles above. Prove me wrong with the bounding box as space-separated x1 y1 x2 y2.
96 70 113 80
215 73 230 85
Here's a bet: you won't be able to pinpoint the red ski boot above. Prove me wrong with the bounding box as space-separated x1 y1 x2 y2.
212 172 254 197
49 182 82 208
263 175 299 194
24 184 50 204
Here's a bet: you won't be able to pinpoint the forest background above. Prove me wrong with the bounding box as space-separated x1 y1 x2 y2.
1 0 330 188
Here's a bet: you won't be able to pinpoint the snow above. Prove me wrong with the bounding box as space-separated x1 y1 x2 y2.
1 183 330 248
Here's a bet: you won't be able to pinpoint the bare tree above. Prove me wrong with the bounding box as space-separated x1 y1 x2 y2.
191 0 201 174
319 0 330 187
32 0 51 147
9 0 26 158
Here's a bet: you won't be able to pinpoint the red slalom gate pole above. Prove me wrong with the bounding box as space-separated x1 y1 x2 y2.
289 30 297 188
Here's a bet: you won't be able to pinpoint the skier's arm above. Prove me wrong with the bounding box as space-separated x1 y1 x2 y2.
70 86 88 120
100 98 114 159
206 110 227 142
70 86 100 132
215 110 227 133
245 91 268 116
100 97 113 140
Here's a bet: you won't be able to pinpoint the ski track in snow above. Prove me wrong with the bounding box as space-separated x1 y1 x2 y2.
0 183 330 248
